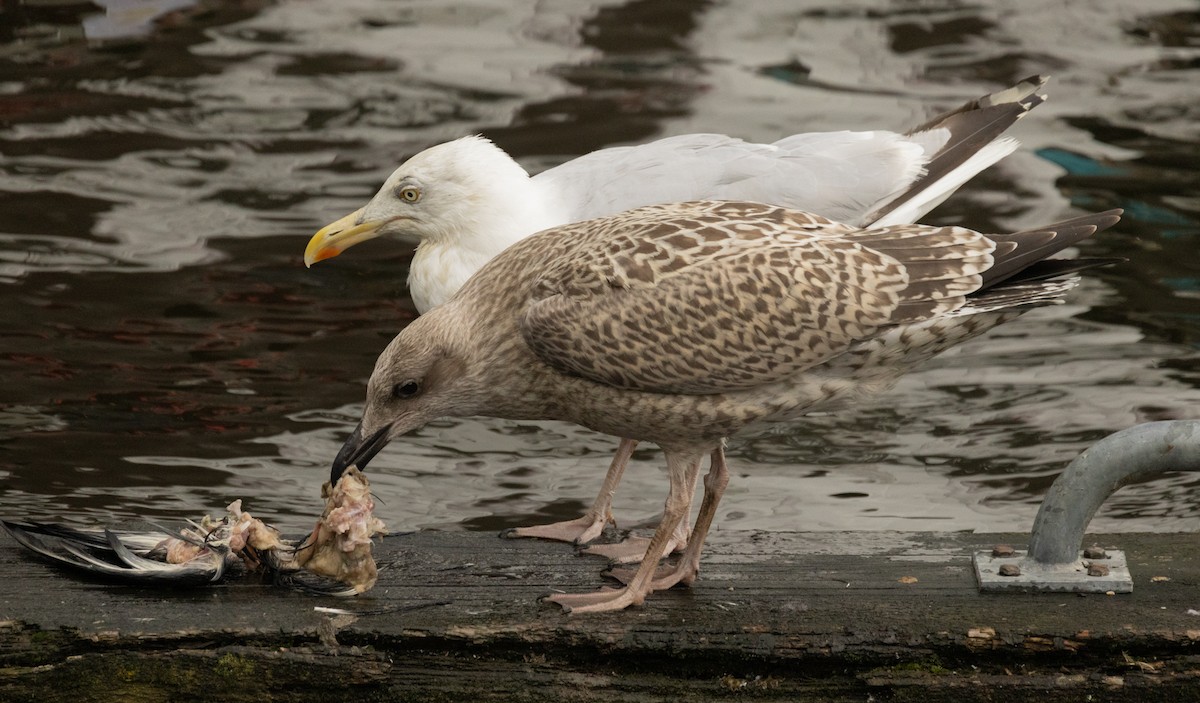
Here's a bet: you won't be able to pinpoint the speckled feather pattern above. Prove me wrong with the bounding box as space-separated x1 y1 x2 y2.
400 200 1121 446
519 201 995 394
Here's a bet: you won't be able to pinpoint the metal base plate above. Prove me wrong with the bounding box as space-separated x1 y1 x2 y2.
974 549 1132 593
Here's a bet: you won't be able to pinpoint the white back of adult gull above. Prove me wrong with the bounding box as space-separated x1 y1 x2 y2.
330 199 1123 613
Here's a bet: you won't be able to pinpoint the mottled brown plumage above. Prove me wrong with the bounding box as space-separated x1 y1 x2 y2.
523 203 994 395
332 200 1122 613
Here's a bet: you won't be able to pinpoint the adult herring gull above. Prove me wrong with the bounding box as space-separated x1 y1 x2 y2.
329 199 1122 613
307 77 1047 557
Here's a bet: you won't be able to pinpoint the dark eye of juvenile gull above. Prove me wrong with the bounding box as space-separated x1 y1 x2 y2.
393 379 420 399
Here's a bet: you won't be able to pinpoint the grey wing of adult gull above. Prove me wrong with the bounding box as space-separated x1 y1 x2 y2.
536 76 1047 228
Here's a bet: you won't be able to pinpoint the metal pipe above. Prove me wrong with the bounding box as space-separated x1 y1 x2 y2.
1027 420 1200 565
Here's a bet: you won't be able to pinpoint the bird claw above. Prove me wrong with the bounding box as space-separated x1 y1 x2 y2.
542 585 646 614
502 513 613 545
604 559 699 590
604 562 676 588
580 533 686 563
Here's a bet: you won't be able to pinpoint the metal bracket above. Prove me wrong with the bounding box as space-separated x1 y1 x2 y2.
973 420 1200 594
974 546 1131 593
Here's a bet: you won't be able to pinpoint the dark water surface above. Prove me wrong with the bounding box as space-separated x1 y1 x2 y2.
1 0 1198 536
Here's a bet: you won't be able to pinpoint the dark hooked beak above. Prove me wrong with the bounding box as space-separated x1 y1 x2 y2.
330 422 392 484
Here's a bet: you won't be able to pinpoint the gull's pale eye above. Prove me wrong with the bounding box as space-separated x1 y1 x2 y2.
392 379 421 399
398 186 421 203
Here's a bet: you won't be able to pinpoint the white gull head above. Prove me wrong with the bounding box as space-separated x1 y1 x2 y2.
305 135 567 312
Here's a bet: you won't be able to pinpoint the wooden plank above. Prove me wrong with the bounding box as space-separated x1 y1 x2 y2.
2 528 1200 702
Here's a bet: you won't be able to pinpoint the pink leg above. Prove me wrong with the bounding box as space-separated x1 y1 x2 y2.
505 438 636 545
607 446 730 588
544 449 703 614
580 465 698 562
648 445 730 589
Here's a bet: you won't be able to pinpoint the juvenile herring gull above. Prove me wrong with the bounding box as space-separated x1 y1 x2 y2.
330 199 1122 613
308 77 1047 556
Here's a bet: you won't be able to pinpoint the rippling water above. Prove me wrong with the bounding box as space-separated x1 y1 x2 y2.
1 0 1198 536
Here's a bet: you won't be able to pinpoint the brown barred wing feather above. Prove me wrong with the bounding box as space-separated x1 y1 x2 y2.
519 201 996 395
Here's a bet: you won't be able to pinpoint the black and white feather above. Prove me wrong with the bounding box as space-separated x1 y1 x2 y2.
1 518 360 597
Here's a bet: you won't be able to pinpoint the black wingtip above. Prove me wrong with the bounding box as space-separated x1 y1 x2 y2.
866 77 1053 226
1003 257 1126 284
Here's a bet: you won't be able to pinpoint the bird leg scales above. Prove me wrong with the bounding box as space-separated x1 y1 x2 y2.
605 447 729 588
544 451 703 613
504 438 636 544
504 438 693 558
580 457 703 562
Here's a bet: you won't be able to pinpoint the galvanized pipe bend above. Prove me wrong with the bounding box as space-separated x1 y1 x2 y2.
1028 420 1200 566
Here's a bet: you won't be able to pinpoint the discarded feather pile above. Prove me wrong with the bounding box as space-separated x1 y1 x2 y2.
1 466 385 596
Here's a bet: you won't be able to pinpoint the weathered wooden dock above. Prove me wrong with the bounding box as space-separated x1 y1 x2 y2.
2 528 1199 701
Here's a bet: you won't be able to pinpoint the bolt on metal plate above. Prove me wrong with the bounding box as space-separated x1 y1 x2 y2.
973 548 1132 593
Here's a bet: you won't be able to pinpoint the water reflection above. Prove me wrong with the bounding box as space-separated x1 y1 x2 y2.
0 0 1198 537
82 0 201 44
